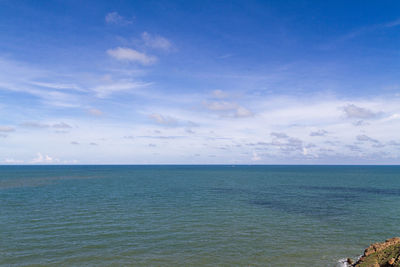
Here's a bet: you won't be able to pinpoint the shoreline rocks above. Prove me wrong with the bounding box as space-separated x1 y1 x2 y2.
351 237 400 267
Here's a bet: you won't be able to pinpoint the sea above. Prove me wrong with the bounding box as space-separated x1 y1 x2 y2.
1 165 399 266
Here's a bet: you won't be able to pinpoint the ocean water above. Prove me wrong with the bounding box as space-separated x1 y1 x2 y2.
1 165 400 266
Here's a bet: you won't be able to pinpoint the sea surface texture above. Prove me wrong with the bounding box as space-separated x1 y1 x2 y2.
1 165 400 266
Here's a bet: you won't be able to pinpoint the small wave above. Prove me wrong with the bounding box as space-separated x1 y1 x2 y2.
336 258 351 267
336 255 361 267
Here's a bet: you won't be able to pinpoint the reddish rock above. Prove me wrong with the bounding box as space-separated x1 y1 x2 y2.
353 237 400 267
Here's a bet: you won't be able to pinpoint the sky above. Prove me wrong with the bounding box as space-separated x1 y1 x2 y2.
0 0 400 164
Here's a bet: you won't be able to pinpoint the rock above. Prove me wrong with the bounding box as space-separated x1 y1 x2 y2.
352 237 400 267
363 238 400 257
347 258 354 265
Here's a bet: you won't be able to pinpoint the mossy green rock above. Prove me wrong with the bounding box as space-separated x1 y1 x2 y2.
353 238 400 267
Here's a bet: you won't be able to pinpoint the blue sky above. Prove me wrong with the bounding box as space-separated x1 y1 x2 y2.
1 0 400 164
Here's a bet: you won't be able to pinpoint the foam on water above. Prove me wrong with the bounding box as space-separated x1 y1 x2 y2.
336 254 362 267
336 258 351 267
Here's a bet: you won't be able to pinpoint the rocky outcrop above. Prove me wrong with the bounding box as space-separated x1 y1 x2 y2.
352 237 400 267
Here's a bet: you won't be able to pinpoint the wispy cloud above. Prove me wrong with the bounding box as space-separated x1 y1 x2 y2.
383 18 400 28
217 54 233 59
107 47 157 65
92 81 151 98
30 81 82 91
21 122 49 128
20 122 72 129
323 17 400 48
0 58 84 107
142 32 172 51
105 12 133 25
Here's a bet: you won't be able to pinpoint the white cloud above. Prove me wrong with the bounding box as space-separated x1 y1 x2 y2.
149 113 178 126
357 134 379 143
31 153 59 164
383 113 400 121
271 132 289 139
310 129 328 136
88 108 103 116
105 12 133 25
2 55 400 164
3 158 23 164
24 94 400 163
251 151 261 161
107 47 157 65
342 104 378 119
204 101 237 111
53 122 72 129
235 106 253 118
203 101 253 118
388 141 400 146
353 120 369 126
212 89 228 99
142 32 172 51
0 126 14 132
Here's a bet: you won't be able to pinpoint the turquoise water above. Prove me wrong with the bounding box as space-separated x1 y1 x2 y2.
1 165 400 266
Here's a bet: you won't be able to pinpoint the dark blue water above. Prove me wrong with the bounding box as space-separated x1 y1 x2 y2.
1 165 399 266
